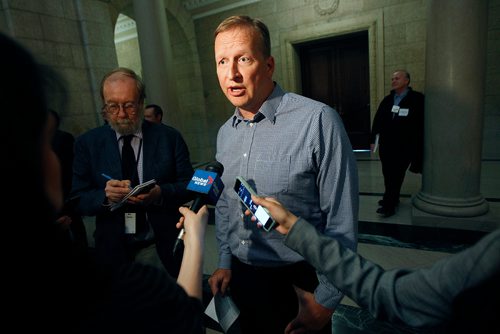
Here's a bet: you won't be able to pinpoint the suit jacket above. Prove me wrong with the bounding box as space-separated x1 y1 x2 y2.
71 121 194 270
52 129 88 251
371 88 424 173
52 129 75 198
285 219 500 330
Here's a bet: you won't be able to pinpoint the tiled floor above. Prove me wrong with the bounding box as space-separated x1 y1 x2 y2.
202 154 500 333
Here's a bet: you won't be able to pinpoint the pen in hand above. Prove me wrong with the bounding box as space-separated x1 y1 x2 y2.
101 173 114 181
101 173 132 189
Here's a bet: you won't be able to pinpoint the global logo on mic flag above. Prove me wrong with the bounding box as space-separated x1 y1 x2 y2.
187 169 224 205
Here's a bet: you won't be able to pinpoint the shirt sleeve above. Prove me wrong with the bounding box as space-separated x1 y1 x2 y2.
286 219 500 328
214 187 233 269
214 127 234 270
313 106 359 309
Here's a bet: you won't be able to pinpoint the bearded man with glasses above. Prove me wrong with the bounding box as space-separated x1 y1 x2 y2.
71 67 194 277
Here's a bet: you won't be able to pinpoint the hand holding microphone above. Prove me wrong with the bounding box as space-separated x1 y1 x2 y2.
177 205 209 249
173 161 224 255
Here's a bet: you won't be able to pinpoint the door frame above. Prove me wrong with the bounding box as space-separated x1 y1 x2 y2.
298 31 371 150
278 11 385 123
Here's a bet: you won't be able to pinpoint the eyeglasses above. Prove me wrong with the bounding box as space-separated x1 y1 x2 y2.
102 102 139 115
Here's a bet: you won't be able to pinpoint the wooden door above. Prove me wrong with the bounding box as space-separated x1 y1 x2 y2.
299 31 370 150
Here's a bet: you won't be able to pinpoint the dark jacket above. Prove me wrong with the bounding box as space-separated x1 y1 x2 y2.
52 129 75 198
371 88 424 173
71 121 194 270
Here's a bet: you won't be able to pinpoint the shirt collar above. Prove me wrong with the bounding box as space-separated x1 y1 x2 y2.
115 127 143 141
395 87 410 98
231 83 284 128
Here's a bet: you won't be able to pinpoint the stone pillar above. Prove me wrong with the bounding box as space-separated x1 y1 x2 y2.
413 0 489 219
132 0 180 126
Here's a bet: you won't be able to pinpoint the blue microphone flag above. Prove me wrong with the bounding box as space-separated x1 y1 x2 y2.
187 169 224 205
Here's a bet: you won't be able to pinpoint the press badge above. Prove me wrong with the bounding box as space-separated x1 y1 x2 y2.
391 105 400 113
125 212 136 234
399 108 409 116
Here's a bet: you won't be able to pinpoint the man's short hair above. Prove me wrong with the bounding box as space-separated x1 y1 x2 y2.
214 15 271 58
145 104 163 119
395 69 411 84
100 67 146 103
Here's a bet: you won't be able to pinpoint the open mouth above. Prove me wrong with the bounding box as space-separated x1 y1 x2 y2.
229 86 245 96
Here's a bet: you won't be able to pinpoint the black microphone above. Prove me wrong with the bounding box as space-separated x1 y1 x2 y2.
173 161 224 255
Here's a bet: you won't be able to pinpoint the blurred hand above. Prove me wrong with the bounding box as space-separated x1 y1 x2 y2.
55 215 72 231
208 268 232 296
177 205 208 247
285 286 334 334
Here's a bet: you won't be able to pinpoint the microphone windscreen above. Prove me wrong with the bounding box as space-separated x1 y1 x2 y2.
186 166 224 206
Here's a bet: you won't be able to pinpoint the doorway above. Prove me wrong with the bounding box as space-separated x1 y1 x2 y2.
298 31 370 150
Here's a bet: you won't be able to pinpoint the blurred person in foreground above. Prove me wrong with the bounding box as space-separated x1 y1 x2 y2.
48 109 88 253
248 195 500 334
2 32 207 333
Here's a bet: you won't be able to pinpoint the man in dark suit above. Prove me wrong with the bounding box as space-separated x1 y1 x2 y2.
49 110 75 199
71 67 194 277
371 70 424 217
49 109 88 252
144 104 164 124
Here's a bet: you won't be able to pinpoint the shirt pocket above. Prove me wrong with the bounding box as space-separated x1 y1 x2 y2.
253 154 290 195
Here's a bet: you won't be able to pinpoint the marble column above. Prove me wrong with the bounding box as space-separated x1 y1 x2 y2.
412 0 489 218
132 0 180 126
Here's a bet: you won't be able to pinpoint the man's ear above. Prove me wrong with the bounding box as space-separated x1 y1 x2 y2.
266 56 275 75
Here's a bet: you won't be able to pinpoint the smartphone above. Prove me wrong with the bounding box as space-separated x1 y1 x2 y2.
234 176 276 231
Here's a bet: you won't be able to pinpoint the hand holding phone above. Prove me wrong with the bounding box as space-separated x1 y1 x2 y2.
234 176 276 231
60 195 80 217
247 195 299 235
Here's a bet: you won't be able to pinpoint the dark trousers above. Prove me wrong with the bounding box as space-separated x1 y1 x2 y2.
380 147 412 208
230 257 331 334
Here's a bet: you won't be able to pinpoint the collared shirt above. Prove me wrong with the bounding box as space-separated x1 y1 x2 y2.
116 129 144 184
393 88 409 106
215 84 359 309
116 128 154 240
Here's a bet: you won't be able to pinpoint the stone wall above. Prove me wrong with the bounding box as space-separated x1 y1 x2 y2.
0 0 498 161
0 0 118 134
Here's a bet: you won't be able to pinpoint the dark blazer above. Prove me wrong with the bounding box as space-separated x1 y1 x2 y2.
71 121 194 272
371 88 424 173
52 129 75 198
52 129 88 251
